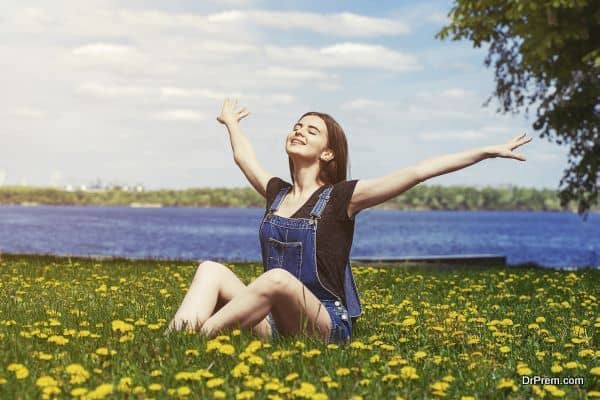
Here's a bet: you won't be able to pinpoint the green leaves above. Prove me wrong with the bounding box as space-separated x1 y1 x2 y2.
436 0 600 216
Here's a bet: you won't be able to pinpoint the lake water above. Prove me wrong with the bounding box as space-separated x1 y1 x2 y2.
0 205 598 269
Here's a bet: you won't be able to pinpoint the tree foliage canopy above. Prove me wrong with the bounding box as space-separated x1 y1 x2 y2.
436 0 599 217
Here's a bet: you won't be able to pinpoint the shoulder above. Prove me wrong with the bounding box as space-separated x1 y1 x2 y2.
329 179 360 221
331 179 360 199
267 177 291 194
265 177 291 209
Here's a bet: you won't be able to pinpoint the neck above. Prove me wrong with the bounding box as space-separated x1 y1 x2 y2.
290 158 325 196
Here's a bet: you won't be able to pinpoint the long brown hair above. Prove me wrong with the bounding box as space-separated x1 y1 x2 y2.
288 112 350 185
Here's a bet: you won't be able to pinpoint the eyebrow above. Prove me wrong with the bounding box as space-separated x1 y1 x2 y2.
294 122 321 133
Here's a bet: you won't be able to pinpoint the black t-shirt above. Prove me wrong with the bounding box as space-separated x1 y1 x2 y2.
263 177 360 306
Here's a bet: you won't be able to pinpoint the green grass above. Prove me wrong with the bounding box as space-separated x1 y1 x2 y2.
0 254 598 399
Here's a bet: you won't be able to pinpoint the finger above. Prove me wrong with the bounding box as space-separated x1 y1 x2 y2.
239 111 250 119
511 152 526 161
238 107 247 114
513 136 532 149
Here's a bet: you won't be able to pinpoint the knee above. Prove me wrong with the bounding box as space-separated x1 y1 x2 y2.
254 268 295 297
193 260 227 281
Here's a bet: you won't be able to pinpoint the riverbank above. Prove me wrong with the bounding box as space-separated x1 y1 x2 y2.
1 253 598 399
1 184 592 212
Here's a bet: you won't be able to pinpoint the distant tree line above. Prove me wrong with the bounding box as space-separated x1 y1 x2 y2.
0 185 596 212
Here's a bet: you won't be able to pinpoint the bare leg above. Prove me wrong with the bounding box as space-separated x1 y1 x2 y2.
164 260 271 339
200 268 332 343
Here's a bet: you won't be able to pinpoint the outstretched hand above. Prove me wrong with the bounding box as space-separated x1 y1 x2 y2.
486 132 532 161
217 98 250 126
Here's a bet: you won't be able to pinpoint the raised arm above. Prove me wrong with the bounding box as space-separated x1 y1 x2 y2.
347 133 532 217
217 98 273 198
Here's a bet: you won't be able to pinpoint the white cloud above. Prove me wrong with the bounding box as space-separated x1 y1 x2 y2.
340 99 385 110
8 108 48 119
265 43 421 72
152 109 205 122
420 130 489 141
248 10 410 37
159 87 244 100
72 43 133 57
77 82 150 98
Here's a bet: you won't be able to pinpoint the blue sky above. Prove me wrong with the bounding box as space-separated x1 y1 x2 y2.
0 0 568 189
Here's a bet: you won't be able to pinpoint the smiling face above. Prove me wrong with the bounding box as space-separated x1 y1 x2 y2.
286 114 333 163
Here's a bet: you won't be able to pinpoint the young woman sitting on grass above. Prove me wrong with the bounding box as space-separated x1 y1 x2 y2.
164 98 532 344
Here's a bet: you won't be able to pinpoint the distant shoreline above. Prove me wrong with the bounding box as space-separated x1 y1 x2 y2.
0 185 596 212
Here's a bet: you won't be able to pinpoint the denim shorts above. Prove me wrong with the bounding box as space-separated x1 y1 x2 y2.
266 299 352 344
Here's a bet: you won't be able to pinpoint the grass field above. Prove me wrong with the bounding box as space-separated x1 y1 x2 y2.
1 254 598 399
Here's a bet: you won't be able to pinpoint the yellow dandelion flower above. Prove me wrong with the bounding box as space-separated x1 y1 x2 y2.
86 383 114 399
118 377 132 392
400 366 419 380
151 370 162 377
236 390 255 399
7 363 29 379
551 364 563 373
71 387 88 397
335 368 350 376
499 346 510 353
177 386 191 396
285 373 299 381
413 351 427 361
48 335 69 345
148 383 163 391
590 367 600 376
218 344 235 355
545 385 565 397
35 376 59 387
66 363 90 384
206 378 224 388
496 378 517 391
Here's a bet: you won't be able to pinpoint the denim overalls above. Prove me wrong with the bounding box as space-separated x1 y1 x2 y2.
259 184 363 344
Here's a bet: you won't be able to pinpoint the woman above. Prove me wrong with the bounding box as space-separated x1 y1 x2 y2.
165 98 532 344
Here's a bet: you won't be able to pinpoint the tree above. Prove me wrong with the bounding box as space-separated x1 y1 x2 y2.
436 0 599 218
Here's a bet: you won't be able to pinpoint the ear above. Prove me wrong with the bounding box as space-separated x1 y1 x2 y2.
321 150 334 162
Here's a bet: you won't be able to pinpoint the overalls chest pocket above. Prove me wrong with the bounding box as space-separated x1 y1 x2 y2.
266 238 303 278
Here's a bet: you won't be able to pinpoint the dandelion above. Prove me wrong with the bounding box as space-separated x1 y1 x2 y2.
236 390 254 399
7 363 29 379
148 383 163 392
499 346 510 353
496 378 517 391
218 344 235 355
48 335 69 345
413 351 427 361
590 367 600 376
285 373 299 381
35 376 59 387
71 387 88 397
544 385 565 397
206 378 224 388
66 363 90 384
335 368 350 376
177 386 191 396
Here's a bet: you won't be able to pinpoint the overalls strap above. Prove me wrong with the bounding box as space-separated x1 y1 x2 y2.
269 186 292 213
309 186 334 219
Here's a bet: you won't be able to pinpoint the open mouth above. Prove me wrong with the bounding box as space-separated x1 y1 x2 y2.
291 139 305 145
